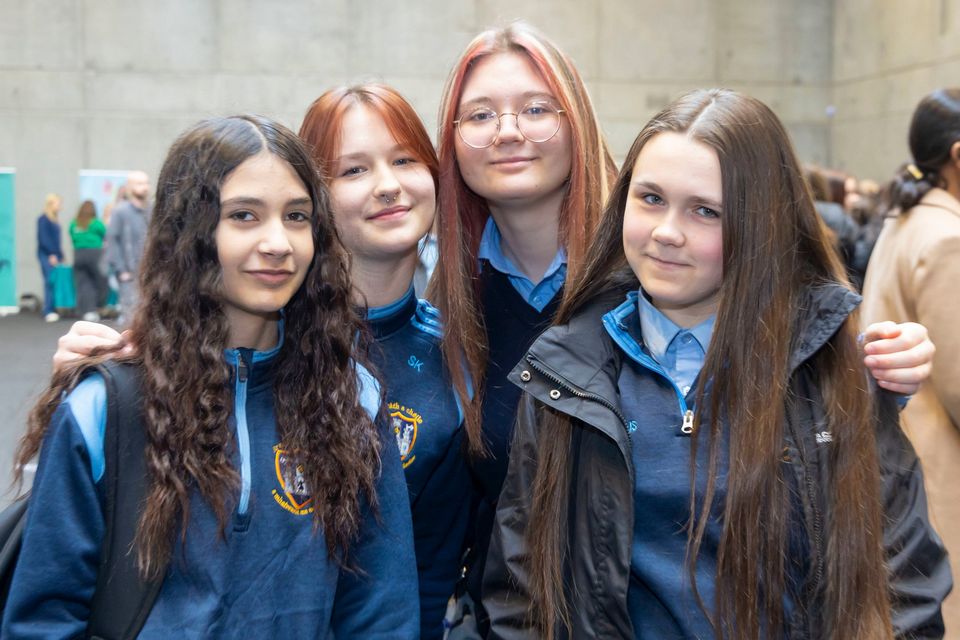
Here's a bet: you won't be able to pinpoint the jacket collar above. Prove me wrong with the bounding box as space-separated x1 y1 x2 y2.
511 282 860 436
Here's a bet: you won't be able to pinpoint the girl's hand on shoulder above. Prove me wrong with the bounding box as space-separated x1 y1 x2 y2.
52 321 134 372
862 321 934 395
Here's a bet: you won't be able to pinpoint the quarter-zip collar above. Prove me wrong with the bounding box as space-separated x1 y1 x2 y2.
365 286 417 339
224 319 284 517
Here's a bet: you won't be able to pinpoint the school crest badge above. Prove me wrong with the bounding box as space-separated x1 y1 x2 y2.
272 444 314 516
388 401 423 469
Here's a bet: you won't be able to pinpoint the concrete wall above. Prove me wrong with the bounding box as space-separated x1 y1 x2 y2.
832 0 960 180
1 0 833 302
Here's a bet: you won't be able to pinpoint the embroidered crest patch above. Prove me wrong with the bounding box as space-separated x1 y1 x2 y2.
272 444 314 515
388 401 423 469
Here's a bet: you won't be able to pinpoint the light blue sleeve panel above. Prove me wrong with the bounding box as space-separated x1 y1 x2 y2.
356 363 382 420
65 374 108 483
1 377 107 638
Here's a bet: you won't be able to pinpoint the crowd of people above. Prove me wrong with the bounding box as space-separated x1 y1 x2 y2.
8 21 959 640
34 171 152 324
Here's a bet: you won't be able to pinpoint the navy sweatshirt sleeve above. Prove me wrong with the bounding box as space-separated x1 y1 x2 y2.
330 416 420 639
37 215 63 260
1 382 106 640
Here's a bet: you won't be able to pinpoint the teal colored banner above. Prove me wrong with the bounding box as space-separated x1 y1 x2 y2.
0 169 15 308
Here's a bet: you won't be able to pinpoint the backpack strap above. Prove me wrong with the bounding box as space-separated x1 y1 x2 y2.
86 361 164 640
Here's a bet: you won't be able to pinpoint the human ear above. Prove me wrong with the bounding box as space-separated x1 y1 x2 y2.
951 140 960 165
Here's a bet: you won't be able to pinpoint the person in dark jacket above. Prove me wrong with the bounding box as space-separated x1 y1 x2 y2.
484 89 950 639
36 193 63 322
5 115 418 639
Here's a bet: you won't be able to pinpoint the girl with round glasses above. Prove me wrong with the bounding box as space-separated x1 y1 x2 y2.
428 21 939 634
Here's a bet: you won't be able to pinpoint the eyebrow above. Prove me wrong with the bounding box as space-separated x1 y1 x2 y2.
221 196 312 208
631 180 722 209
458 91 559 111
334 143 410 163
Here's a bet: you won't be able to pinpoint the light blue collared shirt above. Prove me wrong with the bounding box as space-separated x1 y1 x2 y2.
636 290 715 396
477 217 566 312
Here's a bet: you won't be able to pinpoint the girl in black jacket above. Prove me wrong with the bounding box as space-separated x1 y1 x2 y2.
483 89 951 639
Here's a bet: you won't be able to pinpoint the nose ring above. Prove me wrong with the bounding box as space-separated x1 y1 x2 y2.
380 192 398 205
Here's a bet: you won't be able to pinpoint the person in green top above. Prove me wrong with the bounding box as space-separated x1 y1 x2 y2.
69 200 107 321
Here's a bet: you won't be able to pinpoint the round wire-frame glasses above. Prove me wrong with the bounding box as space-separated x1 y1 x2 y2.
454 101 566 149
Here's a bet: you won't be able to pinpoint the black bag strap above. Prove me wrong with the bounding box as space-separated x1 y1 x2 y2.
86 361 164 640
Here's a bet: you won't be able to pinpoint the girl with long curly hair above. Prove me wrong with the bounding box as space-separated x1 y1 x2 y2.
299 83 472 640
3 115 418 638
483 89 950 639
429 21 938 632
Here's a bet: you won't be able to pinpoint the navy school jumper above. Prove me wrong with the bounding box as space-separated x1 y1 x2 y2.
366 288 472 640
1 335 419 639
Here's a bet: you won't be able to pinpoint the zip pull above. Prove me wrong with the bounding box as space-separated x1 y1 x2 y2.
236 350 251 383
681 409 695 435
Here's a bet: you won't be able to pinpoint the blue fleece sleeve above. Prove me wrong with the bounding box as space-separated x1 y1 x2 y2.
1 378 107 639
37 217 62 259
330 418 420 639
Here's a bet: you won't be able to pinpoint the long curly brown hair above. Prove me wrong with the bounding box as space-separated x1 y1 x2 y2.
16 115 382 579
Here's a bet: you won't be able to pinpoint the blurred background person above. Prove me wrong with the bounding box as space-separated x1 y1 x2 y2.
861 87 960 634
107 171 151 325
804 165 859 286
69 199 107 322
36 193 63 322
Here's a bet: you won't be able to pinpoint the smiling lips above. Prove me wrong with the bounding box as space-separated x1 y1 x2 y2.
368 205 410 221
646 254 688 269
246 269 295 286
491 156 535 168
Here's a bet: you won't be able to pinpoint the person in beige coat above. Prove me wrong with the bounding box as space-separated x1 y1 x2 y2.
862 87 960 635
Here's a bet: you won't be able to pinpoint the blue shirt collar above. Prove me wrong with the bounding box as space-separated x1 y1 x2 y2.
477 216 567 312
636 289 715 362
477 216 567 284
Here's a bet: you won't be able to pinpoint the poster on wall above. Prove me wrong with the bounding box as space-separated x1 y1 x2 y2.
78 169 131 224
0 168 16 312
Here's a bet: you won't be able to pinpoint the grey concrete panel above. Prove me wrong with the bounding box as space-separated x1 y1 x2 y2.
345 2 476 78
598 0 716 82
0 70 85 111
84 0 218 72
85 72 213 112
218 0 350 75
84 115 196 177
0 0 82 70
473 3 601 79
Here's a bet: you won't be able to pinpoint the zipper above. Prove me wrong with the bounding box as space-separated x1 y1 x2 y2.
681 409 694 434
601 312 694 436
234 350 252 516
525 355 633 457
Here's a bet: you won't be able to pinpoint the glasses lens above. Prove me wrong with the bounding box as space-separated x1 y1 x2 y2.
458 108 499 148
518 102 561 143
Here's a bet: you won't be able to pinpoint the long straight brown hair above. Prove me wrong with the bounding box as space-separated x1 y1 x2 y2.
526 89 891 639
427 21 617 455
17 115 382 579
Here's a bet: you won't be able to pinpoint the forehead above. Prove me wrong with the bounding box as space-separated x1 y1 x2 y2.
459 51 552 105
633 132 721 194
337 104 399 152
220 152 308 199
